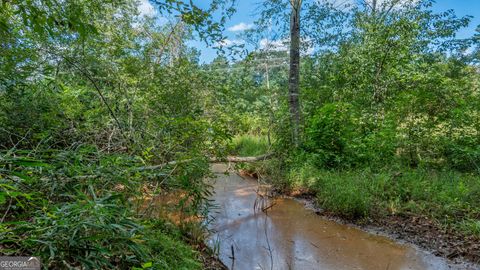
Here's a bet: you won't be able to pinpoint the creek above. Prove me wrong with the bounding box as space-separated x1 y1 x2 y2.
207 164 470 270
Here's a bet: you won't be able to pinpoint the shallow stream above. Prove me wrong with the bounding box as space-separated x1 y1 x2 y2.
207 164 471 270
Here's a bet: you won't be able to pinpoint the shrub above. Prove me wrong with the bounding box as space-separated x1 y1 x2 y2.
304 102 356 168
0 150 206 269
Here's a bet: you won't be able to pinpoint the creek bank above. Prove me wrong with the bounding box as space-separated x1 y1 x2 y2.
209 165 473 270
236 170 480 268
195 243 228 270
290 193 480 266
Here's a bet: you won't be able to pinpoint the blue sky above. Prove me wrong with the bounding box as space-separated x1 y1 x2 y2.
140 0 480 63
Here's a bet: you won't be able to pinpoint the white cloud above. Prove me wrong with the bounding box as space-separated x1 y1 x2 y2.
318 0 419 10
214 39 245 47
361 0 419 8
304 45 315 55
259 38 289 51
259 38 315 55
228 22 254 32
319 0 354 7
138 0 155 17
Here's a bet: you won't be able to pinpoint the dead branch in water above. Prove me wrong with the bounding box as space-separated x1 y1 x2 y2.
262 202 276 212
69 154 275 180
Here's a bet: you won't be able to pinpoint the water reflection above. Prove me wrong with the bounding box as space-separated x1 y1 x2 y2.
208 164 465 270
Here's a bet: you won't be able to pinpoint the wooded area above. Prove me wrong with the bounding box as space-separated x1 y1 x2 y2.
1 0 479 269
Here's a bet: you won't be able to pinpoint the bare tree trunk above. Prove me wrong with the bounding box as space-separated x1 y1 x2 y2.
289 0 302 146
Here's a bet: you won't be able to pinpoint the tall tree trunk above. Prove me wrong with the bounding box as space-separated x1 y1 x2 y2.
289 0 302 146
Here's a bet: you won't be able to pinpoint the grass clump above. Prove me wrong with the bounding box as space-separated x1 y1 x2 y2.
283 159 480 231
229 135 269 157
287 163 377 219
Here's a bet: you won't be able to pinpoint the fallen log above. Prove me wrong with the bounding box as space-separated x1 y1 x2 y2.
214 153 273 163
137 153 273 171
71 154 274 178
136 160 182 171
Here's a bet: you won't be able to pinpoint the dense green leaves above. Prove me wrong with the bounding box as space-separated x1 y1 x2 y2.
295 0 480 171
1 0 233 268
1 0 480 267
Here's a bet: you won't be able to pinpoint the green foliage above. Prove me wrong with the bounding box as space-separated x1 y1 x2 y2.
229 135 269 157
2 0 480 265
0 149 205 269
221 0 480 245
0 1 237 267
304 102 356 167
303 102 397 168
458 220 480 237
294 1 480 172
10 196 148 269
284 159 374 218
284 159 480 223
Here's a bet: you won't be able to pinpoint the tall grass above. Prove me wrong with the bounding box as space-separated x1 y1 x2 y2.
229 135 270 157
285 162 480 229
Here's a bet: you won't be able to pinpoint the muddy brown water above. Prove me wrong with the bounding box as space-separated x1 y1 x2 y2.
207 164 475 270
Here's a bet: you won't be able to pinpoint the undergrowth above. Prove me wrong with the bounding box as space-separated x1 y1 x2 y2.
0 148 210 269
235 135 480 237
279 161 480 235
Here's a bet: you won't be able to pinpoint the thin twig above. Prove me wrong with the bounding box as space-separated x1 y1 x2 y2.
1 197 13 223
